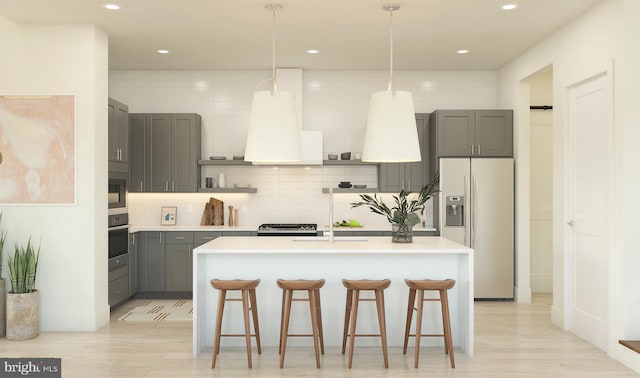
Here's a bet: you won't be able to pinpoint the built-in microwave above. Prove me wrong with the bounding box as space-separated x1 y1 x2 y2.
108 171 127 210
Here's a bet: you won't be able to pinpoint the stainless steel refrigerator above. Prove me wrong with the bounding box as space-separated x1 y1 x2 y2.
438 158 514 299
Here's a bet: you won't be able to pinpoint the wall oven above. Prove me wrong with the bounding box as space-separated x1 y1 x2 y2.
108 213 129 259
108 171 127 211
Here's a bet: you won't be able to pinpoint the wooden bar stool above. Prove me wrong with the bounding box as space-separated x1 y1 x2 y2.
277 279 326 369
210 279 262 368
341 278 391 368
403 278 456 368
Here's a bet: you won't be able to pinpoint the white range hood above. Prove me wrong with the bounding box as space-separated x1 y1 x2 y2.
252 68 323 166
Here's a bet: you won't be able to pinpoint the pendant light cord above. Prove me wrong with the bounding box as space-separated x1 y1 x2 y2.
264 3 282 95
388 7 394 94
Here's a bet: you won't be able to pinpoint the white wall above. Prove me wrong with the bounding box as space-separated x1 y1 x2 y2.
110 70 497 226
0 18 110 331
529 69 553 293
498 0 640 372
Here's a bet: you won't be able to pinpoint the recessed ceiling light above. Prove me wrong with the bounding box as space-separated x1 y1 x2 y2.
307 49 319 54
157 49 170 54
103 3 120 10
501 4 518 10
457 49 469 54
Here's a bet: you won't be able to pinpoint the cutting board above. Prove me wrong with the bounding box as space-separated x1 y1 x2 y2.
200 197 224 226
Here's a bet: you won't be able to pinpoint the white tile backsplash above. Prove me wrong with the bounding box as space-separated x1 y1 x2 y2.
111 69 495 226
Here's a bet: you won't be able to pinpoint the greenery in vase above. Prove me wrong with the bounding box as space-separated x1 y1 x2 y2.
8 238 40 294
351 173 440 228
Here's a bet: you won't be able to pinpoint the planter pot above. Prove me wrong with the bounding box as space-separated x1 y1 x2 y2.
392 223 413 243
6 290 39 340
0 278 5 337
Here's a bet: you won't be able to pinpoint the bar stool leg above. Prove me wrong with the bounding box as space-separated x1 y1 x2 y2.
347 289 360 368
375 289 389 369
249 288 262 354
278 288 285 354
315 289 325 354
403 288 416 354
212 289 226 368
309 289 321 368
414 289 425 368
241 289 253 368
279 289 293 368
441 289 455 368
341 289 353 354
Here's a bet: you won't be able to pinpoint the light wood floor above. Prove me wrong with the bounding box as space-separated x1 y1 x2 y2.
0 294 637 377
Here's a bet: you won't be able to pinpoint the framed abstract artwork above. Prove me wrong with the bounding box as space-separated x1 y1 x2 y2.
0 94 76 204
161 206 177 226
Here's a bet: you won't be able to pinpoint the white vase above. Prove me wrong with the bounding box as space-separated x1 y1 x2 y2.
217 173 226 189
6 290 39 340
0 278 5 337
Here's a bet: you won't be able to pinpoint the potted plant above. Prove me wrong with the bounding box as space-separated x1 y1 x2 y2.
0 212 6 337
6 237 40 340
351 174 439 243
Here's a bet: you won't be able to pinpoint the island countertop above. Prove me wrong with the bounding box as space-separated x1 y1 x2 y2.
192 236 474 359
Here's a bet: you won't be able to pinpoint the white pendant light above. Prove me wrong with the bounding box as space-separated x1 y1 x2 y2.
362 3 421 163
244 3 302 163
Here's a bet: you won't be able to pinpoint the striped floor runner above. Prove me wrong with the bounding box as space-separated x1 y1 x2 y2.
118 299 192 322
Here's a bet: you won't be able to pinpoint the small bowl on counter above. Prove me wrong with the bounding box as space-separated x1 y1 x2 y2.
340 152 351 160
338 181 352 188
327 154 338 160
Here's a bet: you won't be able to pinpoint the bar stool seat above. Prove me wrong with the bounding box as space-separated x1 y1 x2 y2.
341 278 391 368
210 279 262 368
403 278 456 368
277 279 325 369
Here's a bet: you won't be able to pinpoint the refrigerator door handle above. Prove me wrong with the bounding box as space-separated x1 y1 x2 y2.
464 175 469 246
472 175 478 247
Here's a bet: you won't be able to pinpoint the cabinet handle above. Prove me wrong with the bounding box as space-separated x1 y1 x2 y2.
477 144 481 155
159 232 163 244
139 181 143 192
165 181 169 192
172 181 175 192
470 144 474 155
175 236 186 239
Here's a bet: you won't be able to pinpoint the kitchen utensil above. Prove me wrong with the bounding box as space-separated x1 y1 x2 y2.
233 208 239 226
228 205 234 226
340 152 351 160
328 154 338 160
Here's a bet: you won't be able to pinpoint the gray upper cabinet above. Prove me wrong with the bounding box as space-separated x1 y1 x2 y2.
379 114 430 192
129 113 202 192
431 110 513 157
129 114 147 192
108 98 129 163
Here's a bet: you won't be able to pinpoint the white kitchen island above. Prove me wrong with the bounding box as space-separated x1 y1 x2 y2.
192 236 474 359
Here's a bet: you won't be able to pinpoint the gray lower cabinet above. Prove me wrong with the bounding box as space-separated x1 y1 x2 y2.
129 232 138 296
136 230 251 295
108 254 129 307
379 114 430 192
128 113 202 193
165 232 194 292
138 231 165 292
430 110 513 157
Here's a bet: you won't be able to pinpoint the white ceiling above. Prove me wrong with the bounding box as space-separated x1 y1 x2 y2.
0 0 602 70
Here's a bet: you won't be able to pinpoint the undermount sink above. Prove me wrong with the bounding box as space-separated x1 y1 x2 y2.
292 236 368 242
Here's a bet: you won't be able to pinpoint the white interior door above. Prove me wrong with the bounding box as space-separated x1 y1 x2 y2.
567 72 611 351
